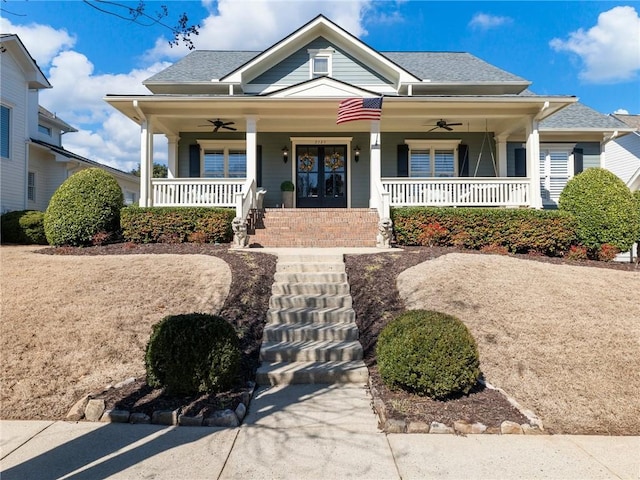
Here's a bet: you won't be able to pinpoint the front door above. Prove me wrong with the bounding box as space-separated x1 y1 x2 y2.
296 145 347 208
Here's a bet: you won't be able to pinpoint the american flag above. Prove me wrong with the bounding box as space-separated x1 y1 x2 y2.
336 97 383 124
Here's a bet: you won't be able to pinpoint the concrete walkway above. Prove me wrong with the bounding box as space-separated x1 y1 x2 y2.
2 384 638 480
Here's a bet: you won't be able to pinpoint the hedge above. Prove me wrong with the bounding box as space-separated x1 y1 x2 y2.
0 210 47 245
391 207 577 256
121 206 235 244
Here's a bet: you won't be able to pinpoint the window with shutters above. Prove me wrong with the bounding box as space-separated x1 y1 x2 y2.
198 140 246 178
1 105 10 159
405 139 460 177
539 144 575 206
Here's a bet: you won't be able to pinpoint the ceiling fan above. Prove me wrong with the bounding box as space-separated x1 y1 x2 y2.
425 119 463 132
198 119 237 132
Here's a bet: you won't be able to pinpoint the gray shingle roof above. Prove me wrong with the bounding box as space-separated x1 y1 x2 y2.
540 103 629 130
144 50 528 84
384 52 527 83
145 51 259 83
613 114 640 130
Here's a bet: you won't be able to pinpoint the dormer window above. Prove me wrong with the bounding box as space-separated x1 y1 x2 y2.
309 48 334 78
38 124 51 136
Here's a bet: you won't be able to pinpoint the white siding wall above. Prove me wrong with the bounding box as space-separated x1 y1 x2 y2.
1 50 29 212
605 133 640 185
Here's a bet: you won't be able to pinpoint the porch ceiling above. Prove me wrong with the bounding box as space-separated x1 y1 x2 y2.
105 95 576 138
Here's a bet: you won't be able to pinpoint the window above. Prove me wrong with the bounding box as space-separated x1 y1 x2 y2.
1 105 10 159
198 140 246 178
38 124 51 136
539 145 574 206
406 140 460 177
124 191 137 205
308 48 334 78
27 171 35 201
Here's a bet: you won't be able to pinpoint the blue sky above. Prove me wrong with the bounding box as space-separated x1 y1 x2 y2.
2 1 639 172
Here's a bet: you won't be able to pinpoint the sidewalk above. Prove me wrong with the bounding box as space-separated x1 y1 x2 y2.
2 384 638 480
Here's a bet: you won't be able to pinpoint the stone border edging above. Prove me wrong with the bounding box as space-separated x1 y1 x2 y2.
368 377 546 435
66 378 256 428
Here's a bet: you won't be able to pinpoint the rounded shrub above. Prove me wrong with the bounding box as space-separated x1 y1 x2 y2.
376 310 480 399
558 168 640 254
0 210 47 244
44 168 124 246
145 313 241 395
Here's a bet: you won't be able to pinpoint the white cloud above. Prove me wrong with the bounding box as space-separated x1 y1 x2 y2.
550 6 640 84
0 18 75 66
469 13 512 30
145 0 369 61
613 108 629 115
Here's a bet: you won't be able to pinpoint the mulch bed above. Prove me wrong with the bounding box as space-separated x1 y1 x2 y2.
41 243 636 427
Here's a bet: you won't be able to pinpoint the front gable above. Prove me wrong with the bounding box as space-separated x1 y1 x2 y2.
222 15 419 93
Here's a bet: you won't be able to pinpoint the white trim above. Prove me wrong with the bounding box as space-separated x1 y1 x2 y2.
308 48 334 78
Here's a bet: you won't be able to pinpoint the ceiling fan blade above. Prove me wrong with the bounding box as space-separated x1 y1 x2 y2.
213 125 221 132
223 126 237 131
448 123 463 126
443 125 453 131
427 126 439 132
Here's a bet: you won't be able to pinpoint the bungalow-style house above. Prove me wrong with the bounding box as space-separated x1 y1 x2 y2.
606 114 640 191
105 15 632 247
0 34 140 214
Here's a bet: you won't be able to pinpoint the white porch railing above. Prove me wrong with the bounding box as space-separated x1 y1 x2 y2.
151 178 245 207
373 178 391 219
382 177 531 207
235 178 256 219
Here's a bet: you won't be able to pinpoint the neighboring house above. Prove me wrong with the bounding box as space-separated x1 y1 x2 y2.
104 16 633 245
0 34 139 214
606 114 640 191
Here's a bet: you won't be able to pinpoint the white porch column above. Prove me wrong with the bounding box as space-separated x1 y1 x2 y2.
139 118 153 207
166 135 179 179
525 118 542 209
369 120 381 209
245 117 257 183
496 134 508 177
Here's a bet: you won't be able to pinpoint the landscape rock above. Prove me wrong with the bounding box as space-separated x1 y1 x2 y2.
129 413 151 424
204 409 239 428
84 399 106 422
66 395 90 421
152 409 179 425
522 424 545 435
485 426 501 435
429 422 455 434
454 420 487 435
100 409 130 423
114 377 136 389
373 398 387 424
234 403 247 421
407 421 430 433
179 414 204 427
501 420 524 434
385 418 406 433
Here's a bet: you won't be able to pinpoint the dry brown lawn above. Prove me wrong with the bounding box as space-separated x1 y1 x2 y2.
397 253 640 434
0 246 231 420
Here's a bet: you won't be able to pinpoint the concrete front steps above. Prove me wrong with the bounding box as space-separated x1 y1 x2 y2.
256 253 368 386
248 208 379 247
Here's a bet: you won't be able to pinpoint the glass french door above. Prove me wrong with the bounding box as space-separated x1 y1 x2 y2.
296 145 347 208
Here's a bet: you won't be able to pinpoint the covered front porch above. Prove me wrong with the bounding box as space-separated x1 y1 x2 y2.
106 93 580 246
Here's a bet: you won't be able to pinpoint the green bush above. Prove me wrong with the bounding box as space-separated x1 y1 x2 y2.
0 210 47 244
280 180 295 191
120 206 234 244
391 207 577 256
44 168 124 246
377 310 480 399
558 168 640 254
145 313 241 395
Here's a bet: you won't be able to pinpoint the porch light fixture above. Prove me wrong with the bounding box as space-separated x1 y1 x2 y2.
282 146 289 163
354 145 361 162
